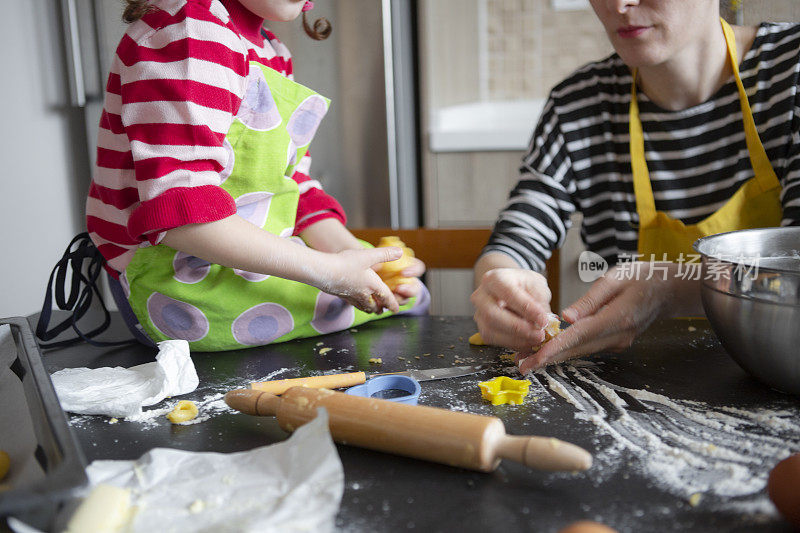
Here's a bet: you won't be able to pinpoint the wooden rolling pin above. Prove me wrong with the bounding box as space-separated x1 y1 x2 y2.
251 372 366 395
225 387 592 473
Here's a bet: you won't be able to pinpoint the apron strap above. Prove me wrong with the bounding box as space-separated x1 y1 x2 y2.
720 18 780 194
629 71 657 226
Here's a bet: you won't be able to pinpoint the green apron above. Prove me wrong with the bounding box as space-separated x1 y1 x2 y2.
122 62 420 351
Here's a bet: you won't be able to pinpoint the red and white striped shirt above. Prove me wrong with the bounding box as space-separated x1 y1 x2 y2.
86 0 345 276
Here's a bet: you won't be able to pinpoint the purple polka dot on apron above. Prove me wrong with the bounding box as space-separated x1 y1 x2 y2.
234 269 270 282
310 292 354 334
286 95 327 147
232 303 294 345
173 252 211 284
236 65 283 131
235 191 273 229
147 292 209 342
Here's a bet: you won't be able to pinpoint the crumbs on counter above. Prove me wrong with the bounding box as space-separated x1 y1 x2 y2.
318 347 332 355
368 358 382 365
188 500 206 514
688 493 702 507
500 352 517 363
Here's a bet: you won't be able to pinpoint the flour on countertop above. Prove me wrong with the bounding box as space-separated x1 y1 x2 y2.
529 363 800 520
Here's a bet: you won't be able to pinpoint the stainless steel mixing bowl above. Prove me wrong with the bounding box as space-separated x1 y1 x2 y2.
694 227 800 394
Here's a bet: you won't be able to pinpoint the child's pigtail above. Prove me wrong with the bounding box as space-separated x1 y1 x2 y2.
122 0 154 23
302 11 332 40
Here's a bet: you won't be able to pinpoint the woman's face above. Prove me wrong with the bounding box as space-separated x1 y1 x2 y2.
238 0 307 22
588 0 719 68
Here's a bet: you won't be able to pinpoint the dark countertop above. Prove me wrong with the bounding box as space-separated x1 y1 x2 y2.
34 314 800 533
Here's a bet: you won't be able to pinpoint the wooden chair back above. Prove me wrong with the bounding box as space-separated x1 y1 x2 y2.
349 228 560 310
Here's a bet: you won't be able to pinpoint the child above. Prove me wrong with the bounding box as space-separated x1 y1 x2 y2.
62 0 426 351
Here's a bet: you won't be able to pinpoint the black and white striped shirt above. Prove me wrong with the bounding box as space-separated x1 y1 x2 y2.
486 22 800 272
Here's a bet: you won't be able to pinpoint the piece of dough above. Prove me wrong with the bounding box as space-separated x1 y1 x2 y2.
468 332 485 345
66 484 132 533
375 236 415 290
166 400 199 424
530 313 563 352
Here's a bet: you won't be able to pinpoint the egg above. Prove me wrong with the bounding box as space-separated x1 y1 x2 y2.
768 453 800 527
558 521 618 533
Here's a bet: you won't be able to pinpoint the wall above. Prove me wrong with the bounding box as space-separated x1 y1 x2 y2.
268 1 392 228
742 1 800 23
0 0 89 317
485 0 610 100
419 0 610 314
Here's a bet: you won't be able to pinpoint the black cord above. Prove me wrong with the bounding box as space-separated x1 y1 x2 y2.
36 233 136 349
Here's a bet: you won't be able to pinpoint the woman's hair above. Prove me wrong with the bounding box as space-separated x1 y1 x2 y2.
122 0 332 41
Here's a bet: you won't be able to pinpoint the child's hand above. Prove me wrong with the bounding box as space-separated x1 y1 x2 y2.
320 247 403 314
386 258 426 304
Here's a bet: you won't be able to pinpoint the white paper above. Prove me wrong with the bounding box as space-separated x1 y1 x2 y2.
50 340 198 418
9 409 344 533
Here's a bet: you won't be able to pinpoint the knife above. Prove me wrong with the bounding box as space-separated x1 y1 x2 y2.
250 365 487 395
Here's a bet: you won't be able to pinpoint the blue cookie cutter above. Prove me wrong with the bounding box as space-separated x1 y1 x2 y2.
345 375 421 405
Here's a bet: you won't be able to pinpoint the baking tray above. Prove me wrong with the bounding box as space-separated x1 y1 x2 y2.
0 317 87 529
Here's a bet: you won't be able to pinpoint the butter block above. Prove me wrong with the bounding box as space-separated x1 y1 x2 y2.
66 484 132 533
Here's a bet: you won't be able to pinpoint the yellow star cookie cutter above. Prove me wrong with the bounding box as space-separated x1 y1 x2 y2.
478 376 531 406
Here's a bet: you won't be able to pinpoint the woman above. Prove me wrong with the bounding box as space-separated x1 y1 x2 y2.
472 0 800 372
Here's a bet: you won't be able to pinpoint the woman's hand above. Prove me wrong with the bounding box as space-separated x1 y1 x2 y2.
471 267 554 352
318 247 403 314
517 262 703 373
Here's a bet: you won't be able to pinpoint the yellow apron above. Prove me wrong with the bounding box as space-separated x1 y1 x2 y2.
630 18 783 261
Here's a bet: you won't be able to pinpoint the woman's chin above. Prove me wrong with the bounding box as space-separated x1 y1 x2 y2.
616 48 669 71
